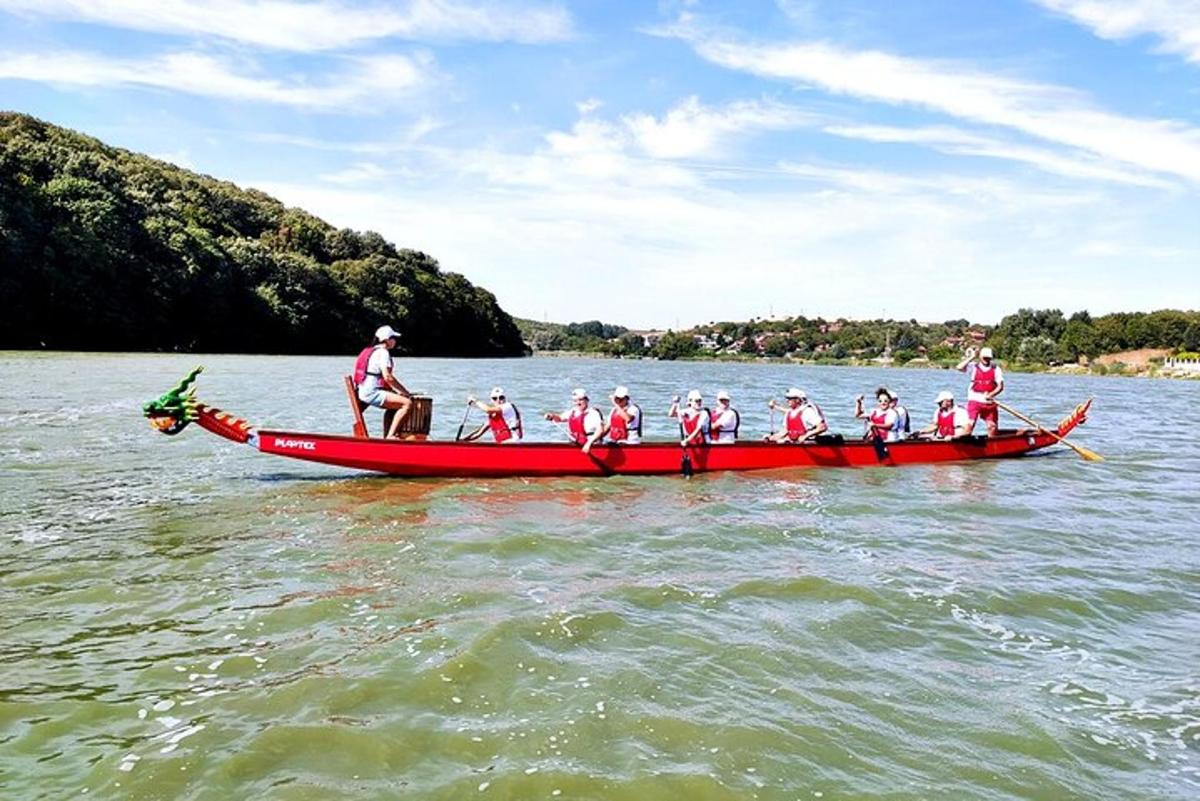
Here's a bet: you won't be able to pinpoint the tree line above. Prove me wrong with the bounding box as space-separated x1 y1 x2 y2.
0 113 526 356
526 308 1200 364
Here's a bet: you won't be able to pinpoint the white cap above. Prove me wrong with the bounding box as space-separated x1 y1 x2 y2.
375 324 400 341
686 389 702 402
571 388 588 400
613 385 630 398
490 387 505 398
716 390 730 401
980 346 994 359
936 390 954 403
785 387 805 399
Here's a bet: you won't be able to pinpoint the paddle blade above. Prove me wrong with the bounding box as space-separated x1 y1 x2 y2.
681 451 693 478
1076 445 1105 462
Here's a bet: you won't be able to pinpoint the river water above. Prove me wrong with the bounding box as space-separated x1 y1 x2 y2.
1 353 1197 800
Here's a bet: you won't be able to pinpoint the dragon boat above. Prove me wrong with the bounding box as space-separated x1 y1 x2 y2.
143 368 1094 478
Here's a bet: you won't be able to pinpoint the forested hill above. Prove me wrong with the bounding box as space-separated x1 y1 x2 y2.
0 113 526 356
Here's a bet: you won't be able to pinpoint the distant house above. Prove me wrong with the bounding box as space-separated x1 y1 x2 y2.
636 330 666 348
693 334 719 350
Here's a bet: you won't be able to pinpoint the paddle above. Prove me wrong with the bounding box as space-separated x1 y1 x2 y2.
453 401 473 441
994 401 1104 462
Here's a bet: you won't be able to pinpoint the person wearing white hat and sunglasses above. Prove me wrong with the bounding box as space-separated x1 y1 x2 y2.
607 386 642 445
546 388 606 454
957 346 1005 436
708 390 740 443
353 324 413 439
668 390 710 448
766 388 826 443
917 391 969 440
463 387 523 443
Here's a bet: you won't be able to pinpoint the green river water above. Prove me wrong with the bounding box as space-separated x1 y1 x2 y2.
1 353 1196 800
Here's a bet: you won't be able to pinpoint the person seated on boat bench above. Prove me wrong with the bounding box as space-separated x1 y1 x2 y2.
546 388 606 455
464 387 523 443
765 388 826 443
709 390 740 444
355 325 413 439
915 391 970 440
669 390 710 448
957 346 1005 437
889 391 911 441
855 387 899 442
607 386 642 444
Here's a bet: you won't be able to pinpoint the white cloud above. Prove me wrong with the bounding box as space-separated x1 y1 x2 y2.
622 95 816 159
0 0 573 50
576 98 603 115
825 124 1176 188
1033 0 1200 64
0 50 431 110
246 108 1182 327
672 31 1200 182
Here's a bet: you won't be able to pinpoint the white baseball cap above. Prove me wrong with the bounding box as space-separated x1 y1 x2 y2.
686 390 702 402
490 387 505 398
375 325 400 341
980 346 994 359
716 390 730 401
613 385 630 398
571 388 588 400
785 387 805 399
936 391 954 403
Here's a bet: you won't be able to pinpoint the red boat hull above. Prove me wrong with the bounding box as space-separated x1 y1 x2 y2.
240 400 1091 477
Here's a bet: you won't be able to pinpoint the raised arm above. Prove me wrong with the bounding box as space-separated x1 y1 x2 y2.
956 347 976 373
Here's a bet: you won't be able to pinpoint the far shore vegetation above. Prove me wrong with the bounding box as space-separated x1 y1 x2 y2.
517 309 1200 379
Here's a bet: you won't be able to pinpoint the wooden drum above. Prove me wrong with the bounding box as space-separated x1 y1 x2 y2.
383 395 432 440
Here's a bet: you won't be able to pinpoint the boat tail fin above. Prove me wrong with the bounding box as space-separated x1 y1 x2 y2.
1056 399 1092 436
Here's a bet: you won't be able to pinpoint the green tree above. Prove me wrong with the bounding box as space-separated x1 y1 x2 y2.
651 331 699 360
1058 320 1099 361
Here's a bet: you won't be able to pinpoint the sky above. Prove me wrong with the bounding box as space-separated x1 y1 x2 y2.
1 0 1198 328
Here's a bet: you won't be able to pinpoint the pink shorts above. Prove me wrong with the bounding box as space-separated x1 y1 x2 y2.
967 400 998 423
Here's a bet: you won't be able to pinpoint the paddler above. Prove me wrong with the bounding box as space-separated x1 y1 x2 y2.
668 390 709 447
607 386 643 444
855 387 898 442
354 324 413 439
545 388 606 455
709 390 740 443
765 388 827 443
957 346 1005 436
463 387 523 443
889 391 911 441
916 390 969 440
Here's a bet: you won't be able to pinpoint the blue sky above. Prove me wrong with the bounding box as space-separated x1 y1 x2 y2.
2 0 1198 328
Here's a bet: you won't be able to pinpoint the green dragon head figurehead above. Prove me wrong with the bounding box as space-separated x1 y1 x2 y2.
143 366 204 435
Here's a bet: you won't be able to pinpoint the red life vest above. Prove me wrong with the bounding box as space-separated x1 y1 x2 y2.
567 407 593 445
785 407 807 441
352 346 375 386
869 408 892 437
936 408 957 437
608 408 627 441
487 404 521 443
679 409 707 443
971 363 998 394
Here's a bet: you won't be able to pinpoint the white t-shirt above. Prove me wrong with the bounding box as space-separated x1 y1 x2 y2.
358 346 392 399
710 406 738 443
965 363 1004 404
800 405 825 432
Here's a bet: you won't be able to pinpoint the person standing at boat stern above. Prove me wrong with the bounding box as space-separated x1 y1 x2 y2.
669 390 710 447
917 391 969 439
958 346 1005 436
709 391 740 443
607 386 642 445
855 387 898 442
546 388 606 454
766 388 827 443
464 387 523 443
355 325 413 439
